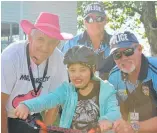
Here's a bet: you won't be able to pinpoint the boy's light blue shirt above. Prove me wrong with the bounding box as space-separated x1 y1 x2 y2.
23 77 121 128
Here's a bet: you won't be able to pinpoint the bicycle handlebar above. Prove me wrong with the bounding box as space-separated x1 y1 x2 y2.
24 115 101 133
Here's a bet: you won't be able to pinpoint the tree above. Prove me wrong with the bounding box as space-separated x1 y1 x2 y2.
77 1 157 55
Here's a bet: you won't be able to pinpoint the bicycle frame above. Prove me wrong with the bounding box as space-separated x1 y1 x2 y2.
24 115 101 133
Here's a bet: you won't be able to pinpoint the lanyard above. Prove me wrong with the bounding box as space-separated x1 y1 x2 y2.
26 45 49 95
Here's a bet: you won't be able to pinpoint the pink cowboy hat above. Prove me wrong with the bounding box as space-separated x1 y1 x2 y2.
20 12 73 40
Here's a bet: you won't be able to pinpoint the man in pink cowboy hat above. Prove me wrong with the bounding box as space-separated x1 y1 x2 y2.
1 12 73 133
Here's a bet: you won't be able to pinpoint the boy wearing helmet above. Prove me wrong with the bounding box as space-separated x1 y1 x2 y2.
14 46 121 132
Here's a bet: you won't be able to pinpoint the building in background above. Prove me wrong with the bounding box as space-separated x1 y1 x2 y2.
1 1 77 51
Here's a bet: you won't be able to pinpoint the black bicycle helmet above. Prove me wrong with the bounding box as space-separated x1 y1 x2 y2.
63 45 97 68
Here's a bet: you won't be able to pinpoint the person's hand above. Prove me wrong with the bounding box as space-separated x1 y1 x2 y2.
98 120 113 132
14 104 30 119
113 119 134 133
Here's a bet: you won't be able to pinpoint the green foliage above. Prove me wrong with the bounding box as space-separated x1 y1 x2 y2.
77 1 156 38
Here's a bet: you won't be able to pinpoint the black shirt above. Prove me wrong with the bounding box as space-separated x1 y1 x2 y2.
71 80 100 131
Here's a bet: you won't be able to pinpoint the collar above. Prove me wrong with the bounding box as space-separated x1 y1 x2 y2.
78 30 111 45
121 54 149 82
138 54 149 81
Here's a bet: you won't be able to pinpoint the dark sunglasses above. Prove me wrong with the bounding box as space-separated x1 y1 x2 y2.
112 46 138 60
85 16 105 23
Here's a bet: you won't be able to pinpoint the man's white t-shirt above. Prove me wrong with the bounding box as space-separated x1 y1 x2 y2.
1 41 68 118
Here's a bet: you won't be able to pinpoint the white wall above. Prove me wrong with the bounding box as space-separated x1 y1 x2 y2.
1 1 77 47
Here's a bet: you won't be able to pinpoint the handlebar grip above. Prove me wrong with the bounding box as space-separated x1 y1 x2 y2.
35 119 47 131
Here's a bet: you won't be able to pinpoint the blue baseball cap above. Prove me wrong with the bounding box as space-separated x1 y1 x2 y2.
110 31 139 54
84 2 106 18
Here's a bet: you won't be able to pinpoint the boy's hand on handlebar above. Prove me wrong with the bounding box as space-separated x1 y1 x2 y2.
98 120 113 132
14 104 30 120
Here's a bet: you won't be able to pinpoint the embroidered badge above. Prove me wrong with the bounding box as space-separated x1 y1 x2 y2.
142 85 150 96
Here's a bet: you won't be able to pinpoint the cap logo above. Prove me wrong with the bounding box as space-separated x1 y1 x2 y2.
111 33 129 45
86 5 102 13
117 33 128 43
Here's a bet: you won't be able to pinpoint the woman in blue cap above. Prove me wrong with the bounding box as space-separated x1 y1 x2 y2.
14 45 121 132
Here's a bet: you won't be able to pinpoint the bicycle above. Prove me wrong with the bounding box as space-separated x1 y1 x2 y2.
24 115 101 133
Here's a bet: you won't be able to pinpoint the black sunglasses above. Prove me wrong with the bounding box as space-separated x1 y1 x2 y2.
85 16 105 23
112 46 137 60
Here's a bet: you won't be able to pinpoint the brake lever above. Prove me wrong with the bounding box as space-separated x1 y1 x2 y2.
25 115 40 129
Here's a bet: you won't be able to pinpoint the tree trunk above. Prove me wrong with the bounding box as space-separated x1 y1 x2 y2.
140 1 157 55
